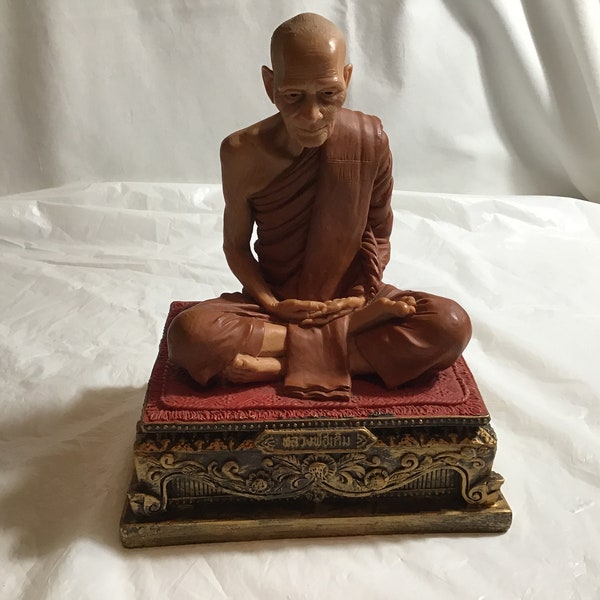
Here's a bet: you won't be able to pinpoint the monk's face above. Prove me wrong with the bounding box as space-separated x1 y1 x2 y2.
263 35 352 149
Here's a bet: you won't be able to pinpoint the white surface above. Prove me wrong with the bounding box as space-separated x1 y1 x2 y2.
1 0 599 200
2 0 600 598
1 182 599 599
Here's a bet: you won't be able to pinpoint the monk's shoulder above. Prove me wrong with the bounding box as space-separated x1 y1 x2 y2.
219 129 255 176
332 109 390 165
337 108 388 145
220 116 279 175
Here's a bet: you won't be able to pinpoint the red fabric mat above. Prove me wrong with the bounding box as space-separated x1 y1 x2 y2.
142 302 489 423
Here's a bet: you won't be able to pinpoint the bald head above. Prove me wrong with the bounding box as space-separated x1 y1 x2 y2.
263 13 352 150
270 13 347 74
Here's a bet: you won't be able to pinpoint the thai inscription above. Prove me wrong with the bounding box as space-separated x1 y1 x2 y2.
255 428 377 454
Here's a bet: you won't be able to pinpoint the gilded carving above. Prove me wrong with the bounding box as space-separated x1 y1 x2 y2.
134 434 257 454
127 492 161 516
381 424 497 449
130 428 502 517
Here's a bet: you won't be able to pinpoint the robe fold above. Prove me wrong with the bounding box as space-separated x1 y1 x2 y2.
167 109 471 399
247 109 394 398
250 108 393 303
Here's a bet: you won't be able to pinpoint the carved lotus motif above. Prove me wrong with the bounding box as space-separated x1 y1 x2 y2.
364 470 390 491
302 455 337 481
246 471 272 494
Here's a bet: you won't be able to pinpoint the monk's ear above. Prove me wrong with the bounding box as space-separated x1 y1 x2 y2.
262 66 275 103
343 63 353 87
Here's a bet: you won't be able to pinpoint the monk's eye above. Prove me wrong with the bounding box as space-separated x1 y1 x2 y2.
320 90 340 101
285 92 302 102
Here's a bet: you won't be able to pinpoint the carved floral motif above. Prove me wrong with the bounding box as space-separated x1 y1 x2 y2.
129 433 502 517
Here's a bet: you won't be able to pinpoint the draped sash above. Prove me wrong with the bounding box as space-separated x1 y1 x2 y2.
248 109 390 398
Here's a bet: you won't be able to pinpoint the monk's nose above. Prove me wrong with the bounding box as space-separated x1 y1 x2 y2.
300 99 323 123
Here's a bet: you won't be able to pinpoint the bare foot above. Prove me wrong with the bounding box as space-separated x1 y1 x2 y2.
222 353 285 383
348 295 416 335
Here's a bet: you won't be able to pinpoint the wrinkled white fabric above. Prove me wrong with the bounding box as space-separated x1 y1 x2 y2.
0 0 599 200
1 182 599 599
2 0 600 597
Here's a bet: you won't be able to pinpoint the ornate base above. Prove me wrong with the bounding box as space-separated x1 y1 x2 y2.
120 490 512 547
120 420 512 546
120 303 511 547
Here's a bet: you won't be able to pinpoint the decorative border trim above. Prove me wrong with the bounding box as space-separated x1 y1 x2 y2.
139 414 489 433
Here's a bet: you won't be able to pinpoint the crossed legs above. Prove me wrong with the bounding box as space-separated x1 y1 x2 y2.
167 289 471 389
220 295 418 384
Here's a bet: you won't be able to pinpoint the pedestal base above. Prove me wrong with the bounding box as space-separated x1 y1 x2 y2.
120 302 511 547
120 491 512 547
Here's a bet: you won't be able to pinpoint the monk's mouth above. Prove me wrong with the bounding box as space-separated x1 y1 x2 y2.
298 125 328 134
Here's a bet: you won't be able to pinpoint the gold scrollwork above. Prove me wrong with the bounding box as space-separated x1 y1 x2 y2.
127 492 161 517
129 441 502 517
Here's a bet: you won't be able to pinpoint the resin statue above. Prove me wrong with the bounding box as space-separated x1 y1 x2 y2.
167 12 472 399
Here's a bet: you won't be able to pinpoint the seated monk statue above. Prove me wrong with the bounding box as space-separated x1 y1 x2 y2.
167 12 472 400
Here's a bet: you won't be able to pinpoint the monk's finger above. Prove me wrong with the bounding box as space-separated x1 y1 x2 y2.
322 298 357 314
301 317 331 327
346 296 365 308
317 306 343 318
299 317 317 327
326 297 363 311
301 315 331 326
301 308 355 327
296 300 327 318
323 299 343 310
279 299 326 312
400 295 417 307
327 308 354 321
300 314 333 326
405 300 417 313
310 305 335 317
301 300 327 311
398 301 416 317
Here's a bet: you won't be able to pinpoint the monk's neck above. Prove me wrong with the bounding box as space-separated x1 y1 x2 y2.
267 120 302 159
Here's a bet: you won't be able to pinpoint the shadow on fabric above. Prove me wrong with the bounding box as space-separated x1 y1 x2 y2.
0 386 144 561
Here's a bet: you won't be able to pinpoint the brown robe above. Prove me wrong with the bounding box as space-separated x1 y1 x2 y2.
168 109 471 398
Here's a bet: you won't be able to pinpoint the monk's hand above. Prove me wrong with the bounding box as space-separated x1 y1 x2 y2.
397 295 417 315
301 296 366 327
268 298 328 324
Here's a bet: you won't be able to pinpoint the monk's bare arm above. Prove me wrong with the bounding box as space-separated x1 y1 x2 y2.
221 140 276 309
221 137 326 322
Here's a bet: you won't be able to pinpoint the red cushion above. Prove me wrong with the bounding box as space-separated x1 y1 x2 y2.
142 302 489 423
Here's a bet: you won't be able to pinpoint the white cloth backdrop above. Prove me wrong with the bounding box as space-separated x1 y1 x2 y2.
1 1 600 599
0 0 599 200
1 183 599 599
